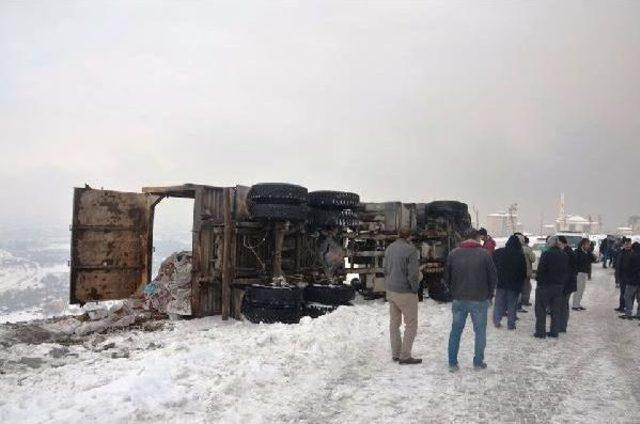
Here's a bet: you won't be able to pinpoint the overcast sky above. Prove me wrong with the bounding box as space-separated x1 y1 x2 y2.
1 0 639 232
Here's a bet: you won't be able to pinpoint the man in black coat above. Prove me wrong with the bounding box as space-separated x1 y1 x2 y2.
600 238 609 269
534 236 569 338
492 235 527 330
615 238 633 312
573 238 596 311
558 236 577 333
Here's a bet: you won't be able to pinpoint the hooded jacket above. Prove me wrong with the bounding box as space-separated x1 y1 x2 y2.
483 236 497 256
616 248 635 285
493 235 527 292
445 239 498 301
536 246 568 287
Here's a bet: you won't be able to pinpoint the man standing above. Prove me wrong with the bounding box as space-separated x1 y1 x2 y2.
616 238 635 318
573 238 595 311
519 235 536 308
558 236 577 333
621 242 640 320
615 238 633 313
492 235 527 330
534 236 568 338
600 238 609 269
445 229 498 372
383 227 421 365
478 228 496 256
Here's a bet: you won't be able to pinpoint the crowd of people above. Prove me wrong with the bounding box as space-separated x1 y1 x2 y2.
381 227 640 371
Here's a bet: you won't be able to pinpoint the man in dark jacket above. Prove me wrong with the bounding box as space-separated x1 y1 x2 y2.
573 238 595 311
615 238 633 312
621 242 640 319
445 229 498 372
617 240 638 319
558 237 577 333
492 235 527 330
600 238 609 269
534 236 569 338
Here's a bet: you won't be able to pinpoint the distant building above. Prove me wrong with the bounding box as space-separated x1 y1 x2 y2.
486 211 523 237
554 193 600 234
617 226 633 236
555 215 600 234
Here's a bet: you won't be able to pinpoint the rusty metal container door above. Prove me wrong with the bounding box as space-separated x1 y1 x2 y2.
70 187 161 304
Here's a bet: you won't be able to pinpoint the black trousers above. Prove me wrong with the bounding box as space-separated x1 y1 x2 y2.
535 285 564 336
619 281 626 309
557 293 571 332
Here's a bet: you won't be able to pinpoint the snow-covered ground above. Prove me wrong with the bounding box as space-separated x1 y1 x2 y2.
1 267 638 424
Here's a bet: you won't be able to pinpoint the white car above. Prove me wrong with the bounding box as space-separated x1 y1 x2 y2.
529 236 547 273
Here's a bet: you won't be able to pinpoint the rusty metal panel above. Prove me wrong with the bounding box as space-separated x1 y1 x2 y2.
70 188 161 304
191 186 225 317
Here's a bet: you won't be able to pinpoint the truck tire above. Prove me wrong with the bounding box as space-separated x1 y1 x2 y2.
309 208 360 228
308 191 360 209
304 284 355 306
249 203 309 222
425 201 468 217
247 183 308 205
244 284 304 307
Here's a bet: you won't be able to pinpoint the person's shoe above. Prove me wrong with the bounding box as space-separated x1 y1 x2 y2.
507 326 516 330
392 357 400 362
493 320 502 328
619 315 632 320
614 307 625 312
522 302 532 306
518 309 528 313
473 363 487 370
547 332 559 338
449 364 460 373
578 307 586 311
533 333 546 339
634 316 640 320
559 330 566 333
399 357 422 365
572 307 581 311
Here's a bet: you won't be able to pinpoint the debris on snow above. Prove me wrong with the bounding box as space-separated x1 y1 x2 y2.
143 251 192 316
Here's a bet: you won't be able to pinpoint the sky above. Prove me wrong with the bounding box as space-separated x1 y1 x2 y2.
1 0 639 233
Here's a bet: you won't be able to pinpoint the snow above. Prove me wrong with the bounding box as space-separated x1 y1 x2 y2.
1 267 639 423
0 249 68 295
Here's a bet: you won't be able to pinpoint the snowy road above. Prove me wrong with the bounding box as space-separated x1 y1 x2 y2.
1 267 638 423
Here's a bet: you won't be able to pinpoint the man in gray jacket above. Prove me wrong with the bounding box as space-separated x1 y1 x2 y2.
445 229 498 372
383 227 421 365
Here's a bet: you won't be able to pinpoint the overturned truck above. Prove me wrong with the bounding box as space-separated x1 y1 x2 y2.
69 183 471 323
347 201 472 301
70 183 359 323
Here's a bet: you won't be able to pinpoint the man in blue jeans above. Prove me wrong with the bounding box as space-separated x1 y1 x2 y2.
444 229 498 372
